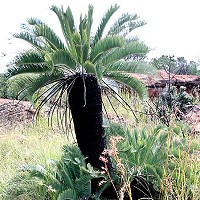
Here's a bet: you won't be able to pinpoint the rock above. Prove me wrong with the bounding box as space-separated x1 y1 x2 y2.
184 105 200 133
0 99 34 131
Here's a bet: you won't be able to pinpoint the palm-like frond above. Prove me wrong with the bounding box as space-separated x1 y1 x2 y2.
50 6 68 43
26 17 43 26
78 5 93 64
13 32 45 51
49 49 77 70
34 22 66 50
90 36 125 63
108 13 146 36
105 72 147 98
92 4 119 47
9 73 63 100
23 73 64 98
23 17 66 51
81 30 90 63
51 6 78 62
104 60 157 75
64 6 76 33
79 14 91 63
7 51 49 77
86 5 93 41
72 32 84 64
50 6 75 41
101 41 150 66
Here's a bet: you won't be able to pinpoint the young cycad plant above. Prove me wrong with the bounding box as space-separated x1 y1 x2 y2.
6 4 156 180
10 145 102 200
104 124 168 199
105 122 200 200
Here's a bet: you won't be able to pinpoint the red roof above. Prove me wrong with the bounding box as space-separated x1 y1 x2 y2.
158 70 200 83
130 70 200 87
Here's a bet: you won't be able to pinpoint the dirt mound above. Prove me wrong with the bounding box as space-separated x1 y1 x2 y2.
0 99 34 131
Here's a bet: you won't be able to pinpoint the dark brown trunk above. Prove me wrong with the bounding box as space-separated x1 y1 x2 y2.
67 74 159 199
67 74 111 170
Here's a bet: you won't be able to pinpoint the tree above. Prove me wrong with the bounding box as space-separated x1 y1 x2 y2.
0 73 29 100
151 55 199 75
7 4 154 173
0 73 8 98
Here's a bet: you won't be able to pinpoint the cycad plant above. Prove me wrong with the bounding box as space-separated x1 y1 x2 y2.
105 124 167 199
7 4 154 172
4 145 102 200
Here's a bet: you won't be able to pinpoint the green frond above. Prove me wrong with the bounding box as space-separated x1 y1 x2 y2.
34 23 66 50
81 30 90 63
90 35 125 63
51 6 78 61
101 41 150 65
27 17 43 26
52 5 76 49
108 13 146 36
106 72 147 98
14 51 45 65
64 6 76 33
79 14 87 39
72 32 83 64
124 20 146 35
24 73 63 97
13 32 44 50
92 4 119 47
74 167 92 198
57 189 77 200
95 63 103 81
83 61 95 74
50 6 68 44
86 5 93 40
79 13 91 63
104 60 157 75
7 51 49 77
50 49 77 70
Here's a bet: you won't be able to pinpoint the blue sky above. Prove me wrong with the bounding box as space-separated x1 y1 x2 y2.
1 0 200 73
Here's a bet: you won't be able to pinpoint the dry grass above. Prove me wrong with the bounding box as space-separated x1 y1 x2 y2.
0 118 70 198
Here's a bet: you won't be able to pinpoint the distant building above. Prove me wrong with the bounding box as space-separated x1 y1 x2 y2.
129 70 200 98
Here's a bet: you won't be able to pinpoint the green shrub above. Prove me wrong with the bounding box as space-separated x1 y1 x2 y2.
105 122 200 199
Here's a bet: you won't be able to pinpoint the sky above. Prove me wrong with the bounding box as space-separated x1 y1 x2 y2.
0 0 200 73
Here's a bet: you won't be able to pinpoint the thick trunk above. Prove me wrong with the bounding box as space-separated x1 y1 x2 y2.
67 74 159 199
67 74 111 170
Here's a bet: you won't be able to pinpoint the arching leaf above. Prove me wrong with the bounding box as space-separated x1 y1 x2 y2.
13 32 45 51
92 4 119 47
108 13 146 36
34 23 66 50
50 49 77 70
106 72 147 98
104 60 157 75
101 41 150 65
90 35 125 63
51 5 78 62
57 189 77 200
7 51 49 77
